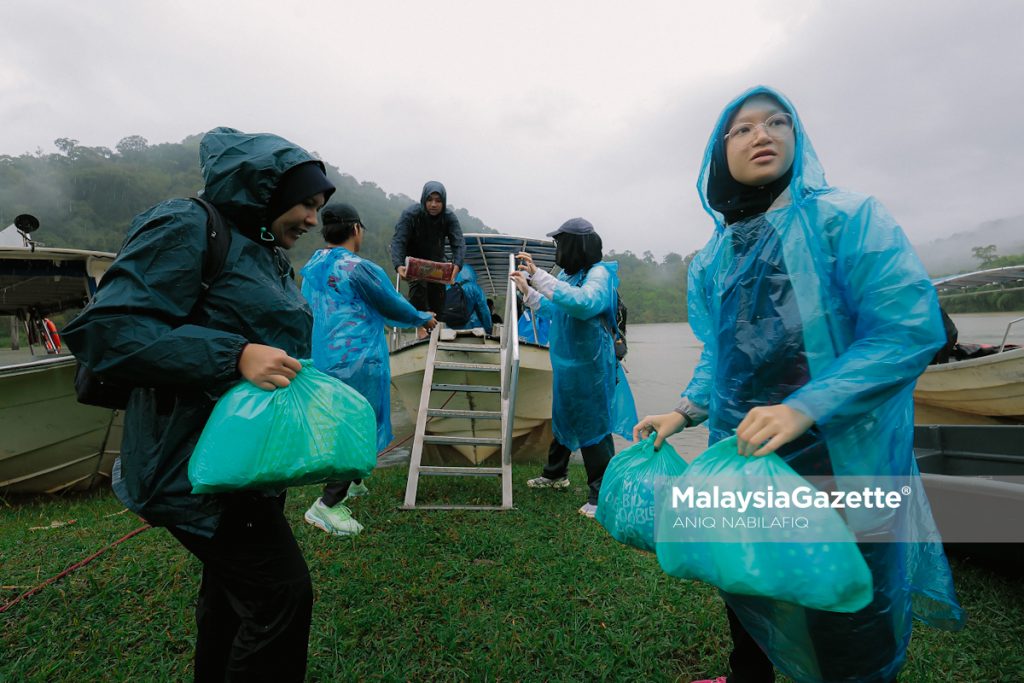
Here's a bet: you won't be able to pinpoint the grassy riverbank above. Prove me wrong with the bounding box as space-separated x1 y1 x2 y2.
3 465 1023 681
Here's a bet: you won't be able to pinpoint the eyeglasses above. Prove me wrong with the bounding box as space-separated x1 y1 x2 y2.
724 112 794 143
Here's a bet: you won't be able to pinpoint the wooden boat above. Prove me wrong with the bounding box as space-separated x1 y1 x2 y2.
389 234 556 464
0 217 122 494
914 424 1024 567
914 266 1024 425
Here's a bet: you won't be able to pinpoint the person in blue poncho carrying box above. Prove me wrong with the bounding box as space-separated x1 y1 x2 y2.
635 88 964 683
511 218 638 518
301 203 437 535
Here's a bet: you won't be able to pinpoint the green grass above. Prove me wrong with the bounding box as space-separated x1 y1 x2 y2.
2 466 1023 682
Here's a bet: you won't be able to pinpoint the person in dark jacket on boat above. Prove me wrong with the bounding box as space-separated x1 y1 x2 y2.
390 181 466 322
63 127 335 682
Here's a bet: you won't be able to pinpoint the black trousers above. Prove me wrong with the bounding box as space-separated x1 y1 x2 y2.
408 279 446 315
725 537 900 683
167 494 313 683
541 434 614 505
321 479 362 508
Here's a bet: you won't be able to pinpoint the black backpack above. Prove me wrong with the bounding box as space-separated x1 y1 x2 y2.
74 197 231 409
440 282 472 328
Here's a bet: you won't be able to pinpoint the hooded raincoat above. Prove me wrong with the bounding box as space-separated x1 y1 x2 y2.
532 263 637 451
63 127 331 537
301 248 432 452
389 181 466 269
683 87 963 681
445 263 492 334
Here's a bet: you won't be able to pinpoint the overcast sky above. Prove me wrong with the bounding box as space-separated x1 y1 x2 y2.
2 0 1021 257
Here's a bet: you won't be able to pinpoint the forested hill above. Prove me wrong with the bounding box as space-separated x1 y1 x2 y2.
0 134 493 272
0 135 694 323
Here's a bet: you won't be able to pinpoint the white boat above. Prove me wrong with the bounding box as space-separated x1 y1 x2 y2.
0 217 122 494
914 266 1024 425
389 234 556 464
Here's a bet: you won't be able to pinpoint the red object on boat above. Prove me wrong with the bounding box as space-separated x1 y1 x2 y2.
404 257 455 284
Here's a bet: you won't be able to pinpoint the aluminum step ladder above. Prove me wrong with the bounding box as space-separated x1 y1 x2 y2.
402 257 522 510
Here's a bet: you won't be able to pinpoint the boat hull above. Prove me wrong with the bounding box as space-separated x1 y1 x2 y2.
0 356 121 494
913 347 1024 424
390 336 552 464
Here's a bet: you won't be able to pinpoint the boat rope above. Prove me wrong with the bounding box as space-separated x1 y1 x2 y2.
377 391 458 460
0 524 151 614
3 392 464 614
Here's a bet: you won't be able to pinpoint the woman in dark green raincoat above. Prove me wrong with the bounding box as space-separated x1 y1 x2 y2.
64 127 335 682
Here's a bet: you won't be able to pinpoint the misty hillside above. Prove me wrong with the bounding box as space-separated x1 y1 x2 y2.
0 135 495 272
914 214 1024 276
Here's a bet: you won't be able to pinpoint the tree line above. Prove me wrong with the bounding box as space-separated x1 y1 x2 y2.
1 135 695 325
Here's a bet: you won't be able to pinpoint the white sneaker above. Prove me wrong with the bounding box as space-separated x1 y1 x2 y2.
527 475 570 490
304 499 364 536
344 481 370 500
578 503 598 518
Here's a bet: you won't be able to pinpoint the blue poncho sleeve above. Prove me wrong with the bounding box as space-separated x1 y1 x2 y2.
783 198 945 426
548 265 615 320
349 260 433 330
680 236 721 411
471 285 493 334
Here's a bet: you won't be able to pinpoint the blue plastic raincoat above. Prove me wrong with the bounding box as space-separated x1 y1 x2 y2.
445 264 493 334
534 262 637 450
682 86 964 682
518 307 550 346
301 248 432 452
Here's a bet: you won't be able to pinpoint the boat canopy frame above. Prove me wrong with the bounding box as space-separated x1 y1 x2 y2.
932 265 1024 296
446 234 557 298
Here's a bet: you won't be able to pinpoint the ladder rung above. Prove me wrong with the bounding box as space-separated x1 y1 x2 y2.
426 408 501 420
431 383 500 393
423 435 503 446
402 504 513 511
434 361 500 372
437 343 500 353
418 465 504 476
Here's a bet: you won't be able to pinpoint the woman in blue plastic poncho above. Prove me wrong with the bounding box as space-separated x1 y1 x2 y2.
635 88 964 683
301 203 436 536
512 219 637 517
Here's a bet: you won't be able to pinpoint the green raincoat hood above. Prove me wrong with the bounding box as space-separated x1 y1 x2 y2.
199 126 328 230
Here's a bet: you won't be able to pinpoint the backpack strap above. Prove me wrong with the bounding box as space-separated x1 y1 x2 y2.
189 197 231 291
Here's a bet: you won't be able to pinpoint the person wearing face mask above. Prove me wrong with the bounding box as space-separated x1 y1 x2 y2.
511 219 637 518
390 181 466 330
300 202 437 536
634 88 964 683
64 127 335 682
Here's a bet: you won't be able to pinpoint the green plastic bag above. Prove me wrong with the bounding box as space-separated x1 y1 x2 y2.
597 434 689 552
189 360 377 493
655 436 873 612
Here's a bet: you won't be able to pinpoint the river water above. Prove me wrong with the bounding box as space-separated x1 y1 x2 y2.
384 311 1024 467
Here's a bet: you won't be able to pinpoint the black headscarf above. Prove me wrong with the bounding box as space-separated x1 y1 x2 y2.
706 95 794 225
555 232 603 276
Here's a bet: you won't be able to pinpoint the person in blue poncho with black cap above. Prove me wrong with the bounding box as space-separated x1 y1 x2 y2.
635 87 964 682
511 218 637 518
301 203 436 536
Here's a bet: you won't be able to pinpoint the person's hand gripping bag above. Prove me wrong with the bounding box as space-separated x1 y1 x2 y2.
655 435 873 612
189 360 377 493
597 433 689 552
